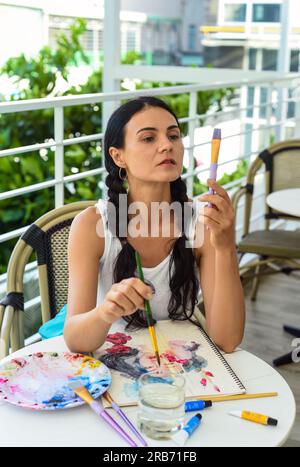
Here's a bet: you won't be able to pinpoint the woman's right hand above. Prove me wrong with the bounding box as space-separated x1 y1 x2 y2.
98 278 154 324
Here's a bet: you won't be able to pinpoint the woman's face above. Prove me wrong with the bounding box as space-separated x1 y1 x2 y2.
110 106 184 183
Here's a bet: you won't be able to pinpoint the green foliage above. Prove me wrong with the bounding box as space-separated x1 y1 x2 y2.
121 51 143 65
193 159 249 196
217 159 249 187
0 19 102 274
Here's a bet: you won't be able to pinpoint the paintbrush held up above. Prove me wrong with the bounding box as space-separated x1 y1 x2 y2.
208 128 222 207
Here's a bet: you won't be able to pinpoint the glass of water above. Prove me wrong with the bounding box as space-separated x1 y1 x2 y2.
137 371 186 440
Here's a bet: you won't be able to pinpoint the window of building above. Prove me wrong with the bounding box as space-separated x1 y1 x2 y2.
126 30 137 51
290 50 300 72
188 24 197 51
246 87 254 118
262 49 278 71
98 29 103 51
259 87 268 119
248 48 257 70
224 3 246 22
81 30 94 52
252 4 281 22
288 88 295 119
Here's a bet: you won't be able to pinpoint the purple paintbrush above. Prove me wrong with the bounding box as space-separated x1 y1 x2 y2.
208 128 221 207
69 380 138 447
103 391 148 447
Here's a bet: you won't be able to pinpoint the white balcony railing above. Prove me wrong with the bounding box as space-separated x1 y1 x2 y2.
1 72 300 342
1 73 300 244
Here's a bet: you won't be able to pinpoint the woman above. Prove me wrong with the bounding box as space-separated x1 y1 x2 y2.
64 96 245 354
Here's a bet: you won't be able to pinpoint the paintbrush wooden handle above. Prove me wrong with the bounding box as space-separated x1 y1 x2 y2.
190 392 278 403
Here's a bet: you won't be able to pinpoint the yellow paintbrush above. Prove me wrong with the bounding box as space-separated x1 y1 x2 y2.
135 251 161 366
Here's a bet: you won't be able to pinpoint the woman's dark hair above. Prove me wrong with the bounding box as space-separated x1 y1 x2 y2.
104 96 200 329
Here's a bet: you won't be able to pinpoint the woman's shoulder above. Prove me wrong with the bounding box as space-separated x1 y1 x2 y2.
70 205 105 260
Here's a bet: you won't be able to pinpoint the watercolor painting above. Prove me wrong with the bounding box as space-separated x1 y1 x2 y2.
95 320 245 407
0 352 111 410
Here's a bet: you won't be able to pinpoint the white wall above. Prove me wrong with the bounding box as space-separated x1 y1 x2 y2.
0 4 44 65
121 0 182 18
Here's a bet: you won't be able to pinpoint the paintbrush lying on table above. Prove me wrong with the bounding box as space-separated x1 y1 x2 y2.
69 380 138 447
103 391 148 446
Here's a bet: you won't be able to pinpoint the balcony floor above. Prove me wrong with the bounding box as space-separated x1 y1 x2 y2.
242 268 300 447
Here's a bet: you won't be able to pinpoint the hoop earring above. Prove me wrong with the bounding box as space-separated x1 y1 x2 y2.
119 167 128 182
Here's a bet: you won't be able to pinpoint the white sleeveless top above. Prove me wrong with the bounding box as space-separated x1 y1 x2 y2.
94 199 202 321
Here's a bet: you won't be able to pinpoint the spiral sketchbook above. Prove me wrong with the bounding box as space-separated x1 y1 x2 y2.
94 319 246 407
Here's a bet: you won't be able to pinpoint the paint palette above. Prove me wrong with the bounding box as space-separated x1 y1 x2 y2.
0 352 111 410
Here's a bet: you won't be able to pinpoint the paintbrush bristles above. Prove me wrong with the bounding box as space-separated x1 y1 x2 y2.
103 391 113 404
69 380 94 404
213 128 221 140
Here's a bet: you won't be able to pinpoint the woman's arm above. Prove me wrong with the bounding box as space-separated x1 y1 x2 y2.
195 180 245 353
64 206 153 353
64 207 111 353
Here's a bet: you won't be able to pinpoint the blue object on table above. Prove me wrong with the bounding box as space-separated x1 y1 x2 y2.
38 304 67 339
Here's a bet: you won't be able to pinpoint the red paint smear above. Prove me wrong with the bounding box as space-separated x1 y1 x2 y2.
204 371 214 377
65 353 82 362
106 345 132 354
161 352 188 365
12 358 27 368
106 333 132 345
200 378 207 387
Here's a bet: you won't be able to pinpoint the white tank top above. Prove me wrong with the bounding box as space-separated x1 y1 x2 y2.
94 199 202 321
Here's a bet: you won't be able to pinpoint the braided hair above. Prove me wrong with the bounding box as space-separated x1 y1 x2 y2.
104 96 200 329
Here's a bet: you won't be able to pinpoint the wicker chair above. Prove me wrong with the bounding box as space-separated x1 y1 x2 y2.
0 201 95 359
232 139 300 301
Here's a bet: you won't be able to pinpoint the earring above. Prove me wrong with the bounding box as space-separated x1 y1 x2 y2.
119 167 128 182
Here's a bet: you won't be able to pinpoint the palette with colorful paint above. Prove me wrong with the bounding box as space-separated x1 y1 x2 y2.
0 352 111 410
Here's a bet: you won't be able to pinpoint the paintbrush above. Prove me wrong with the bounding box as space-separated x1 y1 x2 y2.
208 128 221 207
103 391 148 446
186 392 279 403
135 250 161 366
69 380 138 447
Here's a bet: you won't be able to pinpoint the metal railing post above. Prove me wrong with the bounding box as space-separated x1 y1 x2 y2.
54 106 64 208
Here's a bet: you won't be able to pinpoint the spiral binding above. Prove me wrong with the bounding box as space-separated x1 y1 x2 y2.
191 319 246 392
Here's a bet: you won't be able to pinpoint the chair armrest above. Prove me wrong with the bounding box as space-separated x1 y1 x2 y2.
231 186 248 215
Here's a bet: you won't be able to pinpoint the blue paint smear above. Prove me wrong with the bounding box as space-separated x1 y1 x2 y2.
42 374 112 408
124 380 139 400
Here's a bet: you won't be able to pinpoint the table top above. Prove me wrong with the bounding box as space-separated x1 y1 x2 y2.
0 337 296 448
267 188 300 218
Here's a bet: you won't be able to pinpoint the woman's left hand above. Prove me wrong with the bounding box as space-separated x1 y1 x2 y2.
198 179 236 251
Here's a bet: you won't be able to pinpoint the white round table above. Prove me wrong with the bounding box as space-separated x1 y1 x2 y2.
267 188 300 218
0 337 296 447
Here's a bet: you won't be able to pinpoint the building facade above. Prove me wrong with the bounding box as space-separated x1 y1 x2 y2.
201 0 300 72
0 0 218 67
